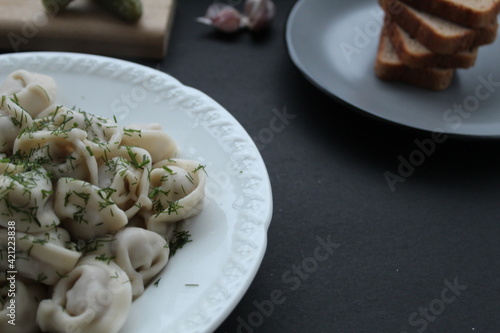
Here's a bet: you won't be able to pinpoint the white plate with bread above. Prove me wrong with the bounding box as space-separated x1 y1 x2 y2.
286 0 500 137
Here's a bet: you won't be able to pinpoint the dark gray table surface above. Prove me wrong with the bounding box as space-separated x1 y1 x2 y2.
6 0 500 332
161 1 499 332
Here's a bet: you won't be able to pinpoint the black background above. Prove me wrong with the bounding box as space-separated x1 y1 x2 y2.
158 1 499 332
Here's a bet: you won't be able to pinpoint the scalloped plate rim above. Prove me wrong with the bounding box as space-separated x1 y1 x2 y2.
0 51 273 333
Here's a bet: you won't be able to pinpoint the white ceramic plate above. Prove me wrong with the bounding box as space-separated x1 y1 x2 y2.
286 0 500 137
0 52 273 333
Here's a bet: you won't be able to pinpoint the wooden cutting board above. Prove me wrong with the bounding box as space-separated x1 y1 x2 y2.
0 0 176 58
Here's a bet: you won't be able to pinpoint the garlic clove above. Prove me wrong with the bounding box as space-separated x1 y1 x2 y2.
243 0 276 32
196 3 242 33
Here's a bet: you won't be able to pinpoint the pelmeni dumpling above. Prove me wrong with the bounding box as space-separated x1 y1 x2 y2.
0 164 60 233
121 123 178 163
54 178 128 241
37 255 132 333
14 127 99 184
144 159 206 236
97 146 153 218
0 96 34 154
84 227 169 298
14 106 123 185
0 278 47 333
0 69 57 118
36 106 123 159
122 212 181 241
0 228 81 285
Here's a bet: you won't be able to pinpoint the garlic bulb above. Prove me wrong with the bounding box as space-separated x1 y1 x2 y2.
243 0 275 32
196 2 242 33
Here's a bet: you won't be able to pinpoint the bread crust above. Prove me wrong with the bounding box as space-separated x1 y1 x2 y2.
386 20 478 68
381 0 498 54
399 0 500 28
375 24 455 91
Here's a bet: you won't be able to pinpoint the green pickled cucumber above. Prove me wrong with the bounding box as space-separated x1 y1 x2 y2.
93 0 143 23
42 0 74 15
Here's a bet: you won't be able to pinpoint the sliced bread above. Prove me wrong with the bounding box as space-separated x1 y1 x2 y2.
386 20 479 68
399 0 500 28
375 25 455 90
380 0 498 54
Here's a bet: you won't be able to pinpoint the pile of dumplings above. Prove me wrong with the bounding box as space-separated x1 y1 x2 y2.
0 70 207 333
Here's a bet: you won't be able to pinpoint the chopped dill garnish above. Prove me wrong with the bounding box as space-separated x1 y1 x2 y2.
193 164 206 174
95 253 116 265
169 230 192 256
125 146 150 169
85 146 94 156
123 128 142 137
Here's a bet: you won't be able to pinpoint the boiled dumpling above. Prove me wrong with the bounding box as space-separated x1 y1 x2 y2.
84 227 169 298
0 164 60 233
96 146 153 219
14 127 98 184
36 105 123 160
144 159 206 236
121 123 178 163
0 278 47 333
0 228 81 285
37 255 132 333
0 69 57 118
0 96 34 155
54 178 128 242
